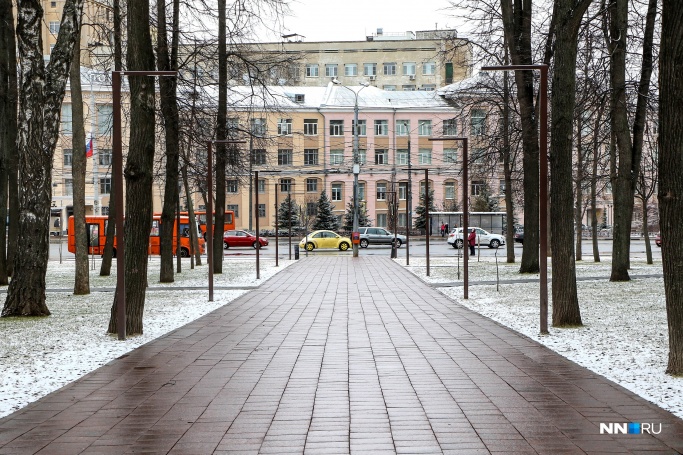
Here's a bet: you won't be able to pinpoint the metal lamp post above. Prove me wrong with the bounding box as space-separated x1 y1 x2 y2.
332 79 369 258
480 64 549 335
112 70 175 341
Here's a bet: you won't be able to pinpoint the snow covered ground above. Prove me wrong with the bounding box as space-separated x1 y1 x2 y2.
0 257 292 418
404 256 682 420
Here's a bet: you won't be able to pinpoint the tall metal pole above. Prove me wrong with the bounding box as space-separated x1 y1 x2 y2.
112 71 125 340
539 66 549 334
406 128 412 266
288 193 292 260
425 169 430 276
255 170 260 279
352 95 360 257
274 179 279 267
90 75 99 215
207 142 214 302
463 139 469 299
248 136 253 231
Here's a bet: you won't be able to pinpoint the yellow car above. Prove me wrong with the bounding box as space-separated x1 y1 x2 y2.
299 230 352 251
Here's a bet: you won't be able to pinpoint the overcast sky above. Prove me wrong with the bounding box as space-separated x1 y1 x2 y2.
270 0 461 42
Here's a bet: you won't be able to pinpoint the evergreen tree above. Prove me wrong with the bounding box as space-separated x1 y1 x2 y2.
313 190 340 231
342 198 370 231
413 189 438 232
471 184 500 212
276 196 300 230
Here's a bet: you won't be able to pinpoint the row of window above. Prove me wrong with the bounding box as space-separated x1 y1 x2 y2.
61 104 114 136
245 115 487 138
62 178 111 196
305 62 437 78
63 149 113 167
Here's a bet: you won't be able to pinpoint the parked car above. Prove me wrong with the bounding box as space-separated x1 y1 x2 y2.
299 230 352 251
447 227 506 249
514 230 524 244
223 230 269 249
656 233 661 247
357 227 407 248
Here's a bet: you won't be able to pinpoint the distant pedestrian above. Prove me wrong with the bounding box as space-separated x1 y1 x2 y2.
445 223 449 234
440 222 445 237
468 228 476 256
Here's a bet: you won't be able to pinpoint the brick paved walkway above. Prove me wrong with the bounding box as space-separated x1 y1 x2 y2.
1 257 682 454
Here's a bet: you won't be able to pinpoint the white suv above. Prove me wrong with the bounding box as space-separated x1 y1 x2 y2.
447 227 505 249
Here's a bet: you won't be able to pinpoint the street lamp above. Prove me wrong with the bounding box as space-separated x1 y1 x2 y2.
112 70 175 341
332 79 370 258
206 139 246 302
480 64 549 335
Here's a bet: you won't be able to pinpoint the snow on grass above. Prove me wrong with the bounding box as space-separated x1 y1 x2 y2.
0 257 292 417
403 256 682 419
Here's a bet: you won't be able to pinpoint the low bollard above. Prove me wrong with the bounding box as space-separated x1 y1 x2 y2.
390 242 397 259
294 244 300 260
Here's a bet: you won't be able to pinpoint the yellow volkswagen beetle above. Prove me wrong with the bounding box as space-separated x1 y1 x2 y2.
299 230 352 251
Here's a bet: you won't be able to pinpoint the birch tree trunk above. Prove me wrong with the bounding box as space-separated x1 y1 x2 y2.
1 0 83 317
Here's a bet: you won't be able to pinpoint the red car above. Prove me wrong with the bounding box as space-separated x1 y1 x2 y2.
223 230 269 249
656 233 661 247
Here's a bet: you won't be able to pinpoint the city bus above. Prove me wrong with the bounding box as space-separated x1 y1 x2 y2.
67 215 205 257
181 211 235 239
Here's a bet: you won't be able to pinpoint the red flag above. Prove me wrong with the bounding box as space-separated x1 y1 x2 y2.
86 139 93 158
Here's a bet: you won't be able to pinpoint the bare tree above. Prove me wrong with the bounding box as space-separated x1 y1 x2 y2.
2 0 84 317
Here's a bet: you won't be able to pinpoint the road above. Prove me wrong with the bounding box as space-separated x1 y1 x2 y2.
48 237 661 262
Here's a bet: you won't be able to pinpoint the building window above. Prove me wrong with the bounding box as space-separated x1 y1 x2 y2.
280 178 292 193
329 120 344 136
227 179 238 193
402 85 416 91
423 62 436 75
277 118 292 135
61 104 72 135
403 62 416 75
375 149 387 165
358 183 366 201
101 206 109 216
383 62 397 75
398 213 407 227
418 149 432 165
345 64 357 76
471 109 486 136
376 213 387 227
383 85 397 91
227 204 239 218
471 180 486 196
396 120 410 136
444 148 457 163
399 183 408 200
50 1 56 7
374 120 388 136
251 118 266 136
63 149 72 166
353 119 366 136
376 182 387 200
396 149 408 165
305 64 319 77
252 149 267 165
49 21 60 34
278 149 293 166
330 150 344 165
472 148 486 163
499 179 506 193
258 179 266 193
97 104 113 135
422 84 436 91
325 64 338 77
99 149 112 166
227 117 239 137
418 120 432 136
443 119 457 136
358 150 367 165
304 149 319 166
258 204 266 218
307 202 317 216
49 44 55 55
331 183 343 201
306 178 318 192
100 177 112 194
445 182 455 200
64 179 73 196
364 63 377 76
304 119 318 135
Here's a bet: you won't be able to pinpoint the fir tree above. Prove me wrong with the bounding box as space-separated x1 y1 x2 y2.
276 195 300 231
312 190 340 231
471 184 500 212
413 188 438 232
342 198 370 231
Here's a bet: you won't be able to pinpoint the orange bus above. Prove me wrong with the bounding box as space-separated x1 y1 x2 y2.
181 211 235 240
67 215 205 257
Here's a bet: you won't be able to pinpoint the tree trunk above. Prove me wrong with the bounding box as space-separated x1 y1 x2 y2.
2 0 83 317
213 0 227 274
107 0 155 335
157 0 180 283
182 163 201 267
591 102 604 262
502 58 515 264
501 0 539 274
575 118 584 262
658 0 683 375
641 198 652 265
99 0 122 277
70 30 90 295
549 0 590 328
0 0 16 285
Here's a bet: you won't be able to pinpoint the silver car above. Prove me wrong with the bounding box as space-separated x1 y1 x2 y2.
447 227 505 249
358 227 407 248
